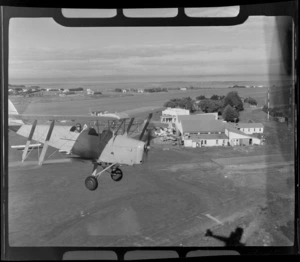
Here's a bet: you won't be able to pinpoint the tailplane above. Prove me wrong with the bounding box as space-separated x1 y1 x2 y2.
8 99 24 127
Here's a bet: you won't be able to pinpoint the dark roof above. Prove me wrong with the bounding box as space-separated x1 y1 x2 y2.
189 133 228 140
177 114 216 122
181 119 225 133
231 123 264 128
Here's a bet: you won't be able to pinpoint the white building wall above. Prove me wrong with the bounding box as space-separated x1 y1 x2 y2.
183 138 229 147
206 139 217 146
175 121 184 134
240 127 264 134
162 108 190 116
252 138 261 145
227 130 252 140
161 108 190 124
184 140 193 147
225 129 229 136
227 129 261 146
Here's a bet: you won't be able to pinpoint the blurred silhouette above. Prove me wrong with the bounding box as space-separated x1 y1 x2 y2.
205 227 245 246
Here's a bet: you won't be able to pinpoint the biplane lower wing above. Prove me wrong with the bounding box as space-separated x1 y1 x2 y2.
16 124 81 154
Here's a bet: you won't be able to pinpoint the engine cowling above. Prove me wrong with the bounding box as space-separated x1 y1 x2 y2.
98 135 145 165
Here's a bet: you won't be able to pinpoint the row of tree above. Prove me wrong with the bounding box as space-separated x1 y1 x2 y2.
164 97 195 112
198 91 243 121
114 87 168 93
196 94 225 101
144 87 168 93
164 91 245 122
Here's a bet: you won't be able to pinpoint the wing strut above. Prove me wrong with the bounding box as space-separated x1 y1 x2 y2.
38 120 55 166
22 119 37 162
125 118 135 135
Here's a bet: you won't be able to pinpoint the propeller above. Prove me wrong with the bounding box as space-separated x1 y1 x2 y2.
142 128 155 162
139 113 153 141
136 113 153 163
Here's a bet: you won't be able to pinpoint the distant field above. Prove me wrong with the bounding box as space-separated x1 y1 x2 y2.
10 87 270 115
9 85 293 121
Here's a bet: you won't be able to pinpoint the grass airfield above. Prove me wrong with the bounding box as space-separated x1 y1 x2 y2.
7 90 295 247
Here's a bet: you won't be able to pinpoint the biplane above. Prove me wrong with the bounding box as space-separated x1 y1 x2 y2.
9 99 163 191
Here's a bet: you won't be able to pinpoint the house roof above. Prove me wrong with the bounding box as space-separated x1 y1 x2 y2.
177 114 216 122
181 118 225 133
189 133 228 140
231 122 264 128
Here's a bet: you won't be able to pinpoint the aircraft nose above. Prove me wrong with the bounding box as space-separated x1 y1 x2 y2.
136 140 146 163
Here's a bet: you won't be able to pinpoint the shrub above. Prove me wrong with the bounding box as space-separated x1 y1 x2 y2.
223 91 244 111
222 104 239 122
244 97 257 105
196 95 206 100
199 99 222 113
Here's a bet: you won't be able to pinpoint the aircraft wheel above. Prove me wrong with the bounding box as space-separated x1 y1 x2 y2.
111 168 123 182
85 176 98 191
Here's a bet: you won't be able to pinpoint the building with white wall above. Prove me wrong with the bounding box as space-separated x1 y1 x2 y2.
225 125 262 146
160 107 190 124
183 133 229 148
87 88 94 95
180 115 227 147
229 123 264 134
177 114 263 148
176 114 217 135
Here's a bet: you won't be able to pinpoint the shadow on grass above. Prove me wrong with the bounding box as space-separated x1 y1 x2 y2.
205 227 245 247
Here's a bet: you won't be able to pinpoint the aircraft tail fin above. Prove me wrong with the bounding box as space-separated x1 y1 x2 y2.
8 99 24 126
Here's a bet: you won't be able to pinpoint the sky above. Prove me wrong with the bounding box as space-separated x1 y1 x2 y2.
8 8 290 83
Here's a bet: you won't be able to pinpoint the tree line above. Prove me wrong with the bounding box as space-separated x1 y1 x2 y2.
114 87 167 93
164 91 257 122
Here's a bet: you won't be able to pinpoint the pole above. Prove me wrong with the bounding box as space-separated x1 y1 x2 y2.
267 86 270 120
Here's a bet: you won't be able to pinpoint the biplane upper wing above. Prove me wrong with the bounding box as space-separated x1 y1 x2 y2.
10 105 164 122
10 107 164 152
10 112 130 122
10 113 129 155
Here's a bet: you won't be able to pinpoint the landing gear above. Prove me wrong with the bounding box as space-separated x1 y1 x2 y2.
111 168 123 182
85 176 98 191
84 163 123 190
